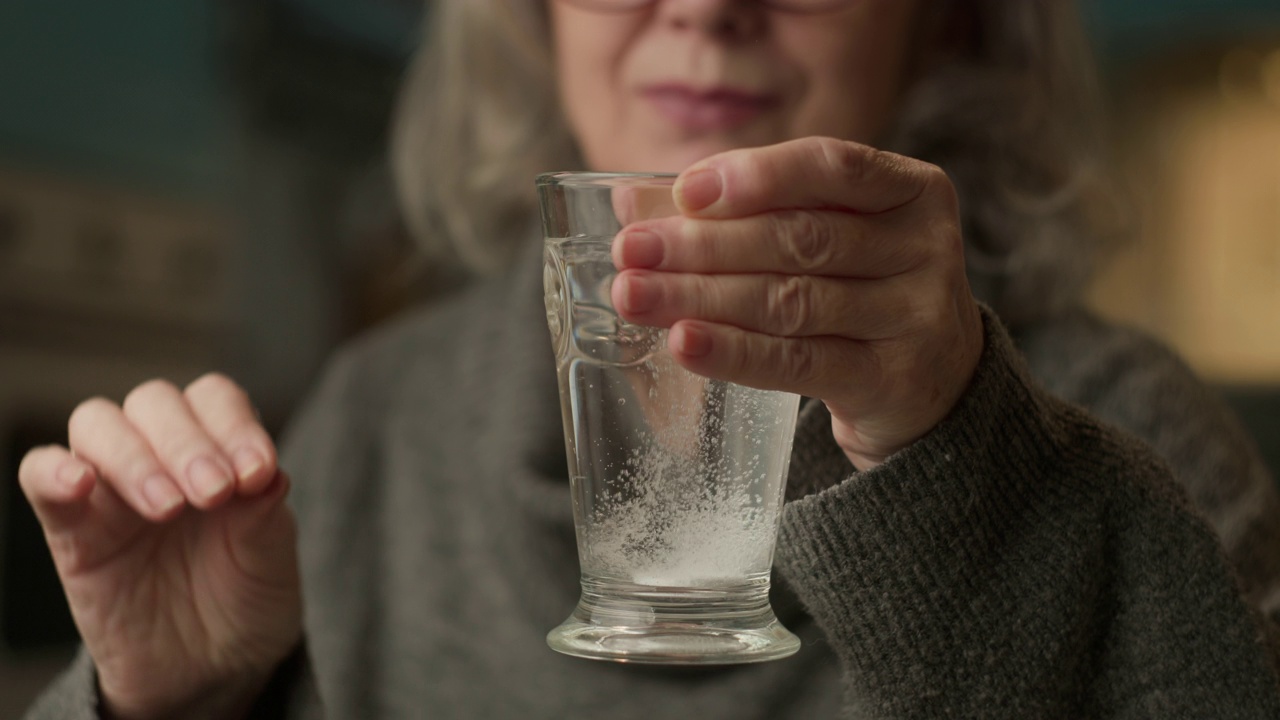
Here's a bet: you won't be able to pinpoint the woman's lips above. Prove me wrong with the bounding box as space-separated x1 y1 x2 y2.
641 84 778 132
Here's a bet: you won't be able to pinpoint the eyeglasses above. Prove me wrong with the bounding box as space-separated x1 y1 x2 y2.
558 0 858 15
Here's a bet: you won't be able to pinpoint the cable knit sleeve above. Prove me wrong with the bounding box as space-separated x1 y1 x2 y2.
774 306 1280 718
1019 308 1280 663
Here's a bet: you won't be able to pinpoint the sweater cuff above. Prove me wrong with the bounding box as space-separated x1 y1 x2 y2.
247 641 321 719
782 304 1060 503
21 646 98 720
20 642 321 720
774 304 1067 664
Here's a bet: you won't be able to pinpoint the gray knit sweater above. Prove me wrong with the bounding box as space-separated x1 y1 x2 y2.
26 246 1280 718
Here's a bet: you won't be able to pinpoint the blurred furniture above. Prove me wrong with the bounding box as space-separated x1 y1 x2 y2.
0 168 232 714
0 2 418 713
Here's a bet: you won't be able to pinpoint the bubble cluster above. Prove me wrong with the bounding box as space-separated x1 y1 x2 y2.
549 235 800 590
582 382 788 588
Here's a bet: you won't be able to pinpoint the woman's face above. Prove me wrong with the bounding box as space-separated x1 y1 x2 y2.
549 0 923 173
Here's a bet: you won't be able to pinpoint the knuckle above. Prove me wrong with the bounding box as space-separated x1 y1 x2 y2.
122 378 180 416
926 222 964 267
736 333 771 379
67 397 118 440
690 273 721 317
901 289 938 332
728 146 764 182
920 161 952 189
914 301 946 337
813 138 873 184
767 275 816 337
812 137 846 172
863 350 898 405
16 446 57 490
947 227 966 261
680 218 715 265
723 331 754 379
15 451 38 489
185 371 246 404
778 211 834 273
780 341 821 389
920 162 959 207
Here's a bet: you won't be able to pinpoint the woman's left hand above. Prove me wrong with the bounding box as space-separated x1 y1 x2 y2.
611 136 984 470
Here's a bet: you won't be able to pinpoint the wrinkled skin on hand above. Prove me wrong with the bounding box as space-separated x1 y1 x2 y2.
18 373 301 719
612 137 985 470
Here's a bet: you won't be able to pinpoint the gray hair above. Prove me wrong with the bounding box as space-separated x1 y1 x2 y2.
391 0 1124 328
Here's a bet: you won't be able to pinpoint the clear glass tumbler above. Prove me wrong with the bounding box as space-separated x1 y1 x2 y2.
539 172 802 664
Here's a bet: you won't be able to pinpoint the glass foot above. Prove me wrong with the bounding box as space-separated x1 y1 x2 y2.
546 580 800 664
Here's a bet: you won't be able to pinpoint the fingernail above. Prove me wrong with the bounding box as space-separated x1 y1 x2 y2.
673 323 712 358
676 169 722 213
618 230 663 269
232 447 266 482
188 456 231 502
618 274 658 314
142 475 184 515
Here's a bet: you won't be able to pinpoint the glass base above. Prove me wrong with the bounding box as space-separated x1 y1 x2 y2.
547 579 800 665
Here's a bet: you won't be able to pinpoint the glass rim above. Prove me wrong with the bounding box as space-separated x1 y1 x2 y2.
536 171 678 189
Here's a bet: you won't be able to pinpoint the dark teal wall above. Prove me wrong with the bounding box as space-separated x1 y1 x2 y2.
0 1 232 199
279 0 420 56
1084 0 1280 67
0 0 419 200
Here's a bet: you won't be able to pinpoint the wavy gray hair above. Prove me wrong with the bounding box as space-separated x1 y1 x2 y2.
390 0 1123 328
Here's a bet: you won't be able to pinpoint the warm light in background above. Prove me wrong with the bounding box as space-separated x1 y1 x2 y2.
1091 39 1280 384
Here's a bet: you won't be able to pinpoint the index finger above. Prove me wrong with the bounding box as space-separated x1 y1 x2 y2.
674 136 937 218
18 445 97 533
184 373 278 495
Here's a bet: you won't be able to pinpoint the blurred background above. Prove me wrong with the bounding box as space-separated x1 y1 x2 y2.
0 0 1278 713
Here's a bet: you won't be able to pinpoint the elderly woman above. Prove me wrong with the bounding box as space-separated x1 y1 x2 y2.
20 1 1280 717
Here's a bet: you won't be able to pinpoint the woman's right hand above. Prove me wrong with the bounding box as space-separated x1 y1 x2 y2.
17 373 302 720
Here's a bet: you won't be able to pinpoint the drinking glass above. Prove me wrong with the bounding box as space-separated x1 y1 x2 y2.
539 172 801 664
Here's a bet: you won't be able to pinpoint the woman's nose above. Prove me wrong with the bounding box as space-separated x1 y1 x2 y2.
654 0 765 41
